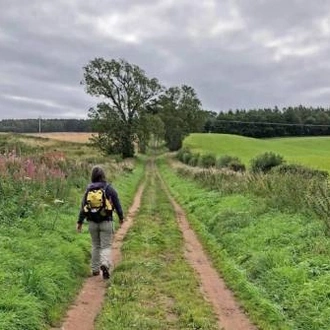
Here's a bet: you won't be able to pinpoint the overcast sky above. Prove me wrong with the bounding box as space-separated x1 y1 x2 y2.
1 0 330 119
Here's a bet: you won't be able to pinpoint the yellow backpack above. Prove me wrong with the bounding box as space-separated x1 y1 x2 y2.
83 187 112 218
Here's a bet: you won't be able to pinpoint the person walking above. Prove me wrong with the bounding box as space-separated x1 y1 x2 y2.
76 166 124 279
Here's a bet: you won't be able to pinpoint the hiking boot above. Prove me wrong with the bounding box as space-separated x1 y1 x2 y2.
100 265 110 280
92 270 100 276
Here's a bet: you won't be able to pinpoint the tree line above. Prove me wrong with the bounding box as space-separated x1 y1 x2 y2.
0 119 93 133
206 106 330 138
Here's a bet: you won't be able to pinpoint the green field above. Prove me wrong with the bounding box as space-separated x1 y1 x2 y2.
184 133 330 171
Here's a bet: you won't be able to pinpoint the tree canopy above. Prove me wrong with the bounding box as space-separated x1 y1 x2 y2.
157 85 206 150
82 58 163 158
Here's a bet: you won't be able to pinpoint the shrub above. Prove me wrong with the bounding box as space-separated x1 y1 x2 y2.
216 155 241 168
176 147 192 164
198 153 216 168
188 153 200 167
228 160 246 172
176 148 185 161
182 151 192 164
250 152 284 173
216 155 245 172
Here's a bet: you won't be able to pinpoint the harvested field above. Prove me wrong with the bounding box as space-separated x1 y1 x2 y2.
26 132 94 143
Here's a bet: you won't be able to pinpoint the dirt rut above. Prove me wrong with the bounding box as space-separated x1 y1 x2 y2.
157 170 257 330
51 183 145 330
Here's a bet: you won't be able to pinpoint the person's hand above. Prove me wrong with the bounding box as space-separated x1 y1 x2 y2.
76 223 83 233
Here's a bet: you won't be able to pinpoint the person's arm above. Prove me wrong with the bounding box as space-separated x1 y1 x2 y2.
76 189 88 232
107 185 124 223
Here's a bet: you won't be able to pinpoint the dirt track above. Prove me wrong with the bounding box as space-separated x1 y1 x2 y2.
156 167 257 330
52 163 257 330
51 183 145 330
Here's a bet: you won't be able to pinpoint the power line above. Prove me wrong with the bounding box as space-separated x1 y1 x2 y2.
215 120 330 128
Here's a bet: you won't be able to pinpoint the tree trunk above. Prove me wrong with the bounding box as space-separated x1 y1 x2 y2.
121 128 134 158
139 141 147 154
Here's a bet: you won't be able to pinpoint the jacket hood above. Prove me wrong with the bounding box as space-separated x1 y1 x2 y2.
87 181 107 190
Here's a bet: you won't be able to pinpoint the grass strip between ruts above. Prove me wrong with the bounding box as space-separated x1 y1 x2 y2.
96 162 218 330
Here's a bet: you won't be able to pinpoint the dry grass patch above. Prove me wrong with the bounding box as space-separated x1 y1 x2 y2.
26 132 94 143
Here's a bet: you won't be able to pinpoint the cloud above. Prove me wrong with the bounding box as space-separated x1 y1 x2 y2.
1 0 330 119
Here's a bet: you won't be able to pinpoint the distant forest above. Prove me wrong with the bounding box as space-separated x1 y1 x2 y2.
0 119 93 133
206 106 330 138
3 105 330 138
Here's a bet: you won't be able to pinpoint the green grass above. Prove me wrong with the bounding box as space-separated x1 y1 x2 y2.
0 135 145 330
96 164 218 330
0 201 91 329
158 157 330 330
184 133 330 171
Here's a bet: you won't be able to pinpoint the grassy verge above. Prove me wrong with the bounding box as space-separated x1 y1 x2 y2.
158 157 330 330
0 135 145 330
96 162 218 330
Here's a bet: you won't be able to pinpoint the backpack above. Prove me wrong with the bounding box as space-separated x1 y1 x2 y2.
83 186 112 219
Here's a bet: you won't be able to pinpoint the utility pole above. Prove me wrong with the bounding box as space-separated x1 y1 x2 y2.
38 116 41 133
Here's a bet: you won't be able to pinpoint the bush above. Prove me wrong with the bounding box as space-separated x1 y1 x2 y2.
198 153 216 168
176 148 192 164
228 160 246 172
176 148 184 161
272 164 328 179
250 152 284 173
182 151 193 164
216 155 240 168
216 155 245 172
188 153 200 167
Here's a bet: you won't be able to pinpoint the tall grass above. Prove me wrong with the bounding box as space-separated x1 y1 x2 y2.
0 150 89 226
158 156 330 330
0 135 145 330
0 147 90 329
173 158 329 217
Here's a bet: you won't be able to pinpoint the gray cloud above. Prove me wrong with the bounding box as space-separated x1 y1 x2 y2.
1 0 330 119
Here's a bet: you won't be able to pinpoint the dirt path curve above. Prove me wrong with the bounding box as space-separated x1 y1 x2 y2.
51 182 145 330
157 169 258 330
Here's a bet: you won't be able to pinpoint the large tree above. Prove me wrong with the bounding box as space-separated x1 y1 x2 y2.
158 85 207 151
82 58 163 158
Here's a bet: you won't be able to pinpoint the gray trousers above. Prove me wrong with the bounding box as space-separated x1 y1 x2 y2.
88 220 113 272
